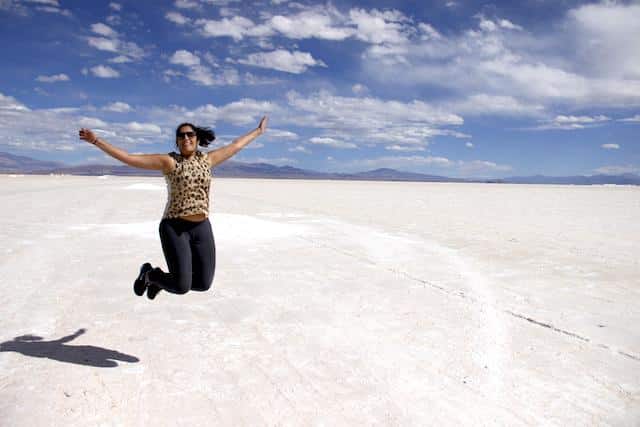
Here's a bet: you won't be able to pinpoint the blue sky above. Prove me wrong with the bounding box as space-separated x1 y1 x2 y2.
0 0 638 177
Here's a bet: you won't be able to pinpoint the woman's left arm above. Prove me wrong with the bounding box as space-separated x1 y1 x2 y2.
207 116 268 167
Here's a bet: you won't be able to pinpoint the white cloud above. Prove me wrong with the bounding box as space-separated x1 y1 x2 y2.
90 65 120 78
288 145 311 153
124 122 162 134
216 98 275 125
104 102 133 113
175 0 200 9
88 37 119 52
109 55 132 64
498 19 522 31
418 23 441 40
555 115 609 124
168 50 242 86
448 94 545 117
309 137 357 149
0 93 30 111
352 84 369 95
268 8 352 40
360 3 640 114
197 16 261 41
79 117 108 128
349 8 411 45
91 23 117 38
262 129 298 140
286 90 462 129
619 115 640 123
593 165 639 175
86 25 145 62
568 3 640 80
35 73 70 83
25 0 59 5
109 2 121 11
238 49 326 74
166 11 190 25
466 142 474 148
533 114 611 130
385 145 426 152
601 143 619 150
170 50 201 66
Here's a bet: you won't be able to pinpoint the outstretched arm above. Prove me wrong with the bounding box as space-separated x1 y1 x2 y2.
78 128 174 172
53 328 86 344
207 116 268 168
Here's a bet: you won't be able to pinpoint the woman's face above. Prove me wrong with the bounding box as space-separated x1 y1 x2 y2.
176 125 198 155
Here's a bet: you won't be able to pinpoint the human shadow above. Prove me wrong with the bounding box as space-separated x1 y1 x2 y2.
0 328 139 368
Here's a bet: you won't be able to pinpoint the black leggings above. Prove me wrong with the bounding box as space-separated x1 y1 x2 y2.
147 218 216 294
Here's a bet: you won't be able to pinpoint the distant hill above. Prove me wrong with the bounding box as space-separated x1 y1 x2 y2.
0 151 65 172
1 151 638 185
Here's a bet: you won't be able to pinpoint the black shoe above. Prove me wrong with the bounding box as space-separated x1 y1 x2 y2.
134 263 153 296
147 284 162 300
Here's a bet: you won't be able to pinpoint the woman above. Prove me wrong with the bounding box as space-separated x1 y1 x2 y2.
78 116 268 300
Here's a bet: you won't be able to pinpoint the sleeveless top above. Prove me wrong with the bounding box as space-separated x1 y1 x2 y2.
162 151 212 219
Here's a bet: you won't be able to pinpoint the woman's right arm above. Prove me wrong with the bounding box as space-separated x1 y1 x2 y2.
78 128 174 172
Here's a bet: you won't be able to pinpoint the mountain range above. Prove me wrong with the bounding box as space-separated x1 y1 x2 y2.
1 151 638 185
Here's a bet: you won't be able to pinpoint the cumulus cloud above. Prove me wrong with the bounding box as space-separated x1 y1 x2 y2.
0 93 31 111
197 16 263 40
263 129 298 140
238 50 327 74
360 2 640 114
175 0 199 9
352 84 369 95
124 122 162 134
385 145 426 152
166 11 190 25
534 114 610 130
349 8 411 45
78 117 108 128
601 143 619 150
91 23 117 38
167 50 243 86
90 65 120 78
22 0 72 16
35 74 70 83
170 50 201 66
104 102 133 113
447 94 545 117
267 8 353 40
88 36 119 52
309 137 357 149
289 145 311 153
86 22 146 62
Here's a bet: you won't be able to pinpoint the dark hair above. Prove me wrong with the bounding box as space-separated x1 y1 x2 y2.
175 122 216 148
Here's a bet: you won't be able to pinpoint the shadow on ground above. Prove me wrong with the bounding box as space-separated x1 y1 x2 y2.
0 328 139 368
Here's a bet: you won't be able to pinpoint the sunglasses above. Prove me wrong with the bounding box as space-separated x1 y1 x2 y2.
177 131 196 139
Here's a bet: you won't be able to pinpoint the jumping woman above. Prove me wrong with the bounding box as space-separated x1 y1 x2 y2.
78 116 268 300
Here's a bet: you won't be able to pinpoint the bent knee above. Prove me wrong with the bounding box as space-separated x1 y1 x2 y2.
191 279 213 292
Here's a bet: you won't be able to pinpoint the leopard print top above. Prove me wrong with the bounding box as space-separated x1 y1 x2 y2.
162 151 212 219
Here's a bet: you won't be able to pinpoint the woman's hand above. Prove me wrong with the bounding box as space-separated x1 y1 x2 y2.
78 128 98 145
257 116 268 135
